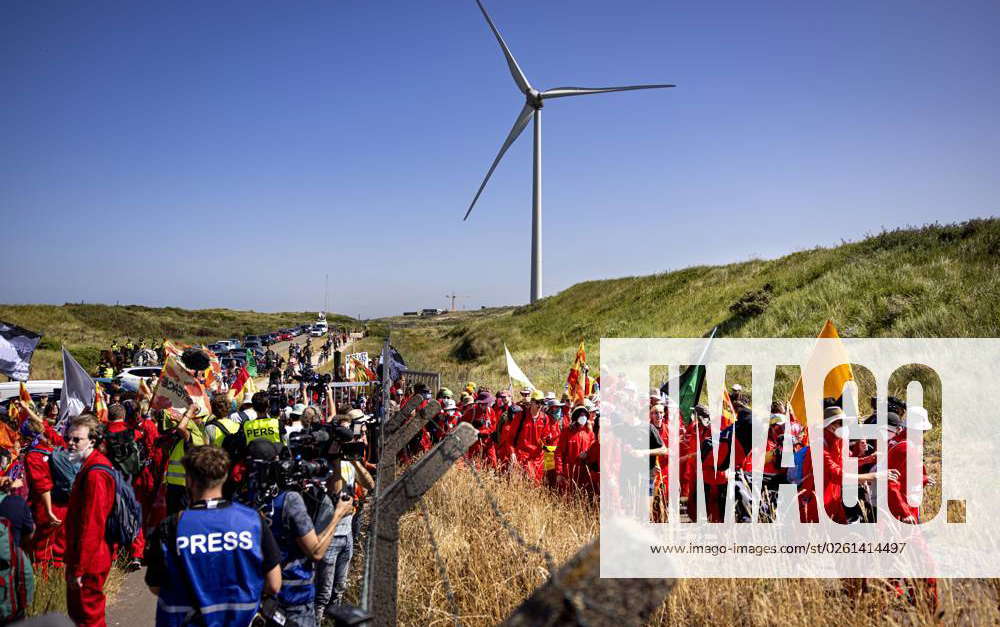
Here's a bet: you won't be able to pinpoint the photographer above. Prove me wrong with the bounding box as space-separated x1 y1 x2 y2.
146 446 282 627
254 440 354 627
314 411 374 619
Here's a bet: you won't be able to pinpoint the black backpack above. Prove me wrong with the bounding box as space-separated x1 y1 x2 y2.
104 429 143 479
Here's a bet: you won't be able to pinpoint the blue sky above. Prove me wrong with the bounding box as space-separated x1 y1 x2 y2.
3 1 997 318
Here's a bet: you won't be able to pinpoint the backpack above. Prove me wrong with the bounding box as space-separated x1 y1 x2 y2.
0 499 34 623
31 448 80 505
787 446 810 486
104 429 143 479
86 464 142 548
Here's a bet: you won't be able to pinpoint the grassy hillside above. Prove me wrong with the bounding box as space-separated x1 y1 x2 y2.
0 303 357 380
378 218 1000 394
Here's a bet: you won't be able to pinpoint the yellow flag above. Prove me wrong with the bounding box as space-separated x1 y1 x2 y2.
788 320 855 429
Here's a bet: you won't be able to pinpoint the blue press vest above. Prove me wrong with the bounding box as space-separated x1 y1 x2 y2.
156 502 265 627
269 491 315 608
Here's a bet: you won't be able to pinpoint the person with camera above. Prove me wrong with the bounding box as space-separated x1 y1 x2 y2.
145 445 282 627
314 411 374 620
63 413 116 627
251 440 354 627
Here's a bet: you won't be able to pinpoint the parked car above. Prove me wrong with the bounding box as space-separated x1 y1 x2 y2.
207 342 228 355
245 335 261 345
0 380 63 402
116 366 162 391
227 338 242 350
276 332 291 341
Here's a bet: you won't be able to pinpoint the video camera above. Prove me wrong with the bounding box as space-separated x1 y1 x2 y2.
289 423 367 463
244 454 331 513
267 385 288 416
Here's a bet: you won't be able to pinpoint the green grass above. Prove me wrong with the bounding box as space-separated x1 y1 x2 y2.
371 218 1000 397
0 304 358 380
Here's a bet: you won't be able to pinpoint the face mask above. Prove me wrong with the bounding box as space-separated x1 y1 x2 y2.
833 426 845 439
421 392 432 400
576 415 588 426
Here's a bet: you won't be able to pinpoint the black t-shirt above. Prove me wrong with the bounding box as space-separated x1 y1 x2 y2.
0 494 34 545
145 499 281 590
648 423 665 470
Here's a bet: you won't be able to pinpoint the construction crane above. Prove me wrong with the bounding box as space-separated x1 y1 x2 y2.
445 292 466 312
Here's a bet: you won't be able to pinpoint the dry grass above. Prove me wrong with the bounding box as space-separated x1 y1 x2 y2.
30 564 126 616
384 464 1000 626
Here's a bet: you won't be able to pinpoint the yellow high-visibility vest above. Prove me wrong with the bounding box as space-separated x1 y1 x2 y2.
206 417 239 448
242 417 281 445
165 424 207 487
543 445 558 471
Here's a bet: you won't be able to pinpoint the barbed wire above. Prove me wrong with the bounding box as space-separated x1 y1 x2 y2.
463 458 633 627
419 496 462 627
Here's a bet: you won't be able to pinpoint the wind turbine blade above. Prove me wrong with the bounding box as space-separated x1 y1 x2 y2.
475 0 531 94
541 84 675 99
463 103 534 221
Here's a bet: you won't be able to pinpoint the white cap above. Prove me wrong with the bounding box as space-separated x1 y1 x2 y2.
731 384 743 392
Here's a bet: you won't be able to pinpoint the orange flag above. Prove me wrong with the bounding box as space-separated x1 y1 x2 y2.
566 341 587 405
137 377 153 400
788 319 856 433
18 382 33 411
94 381 109 423
721 387 736 429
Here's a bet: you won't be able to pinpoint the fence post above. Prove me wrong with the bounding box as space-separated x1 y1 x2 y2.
380 399 441 488
377 395 433 488
501 518 675 626
369 423 478 626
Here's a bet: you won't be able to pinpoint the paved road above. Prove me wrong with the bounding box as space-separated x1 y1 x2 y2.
107 568 155 626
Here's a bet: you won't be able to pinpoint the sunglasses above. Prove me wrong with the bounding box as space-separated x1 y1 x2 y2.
67 436 88 444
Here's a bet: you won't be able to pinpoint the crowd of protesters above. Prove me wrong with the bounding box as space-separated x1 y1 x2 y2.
0 330 373 626
0 329 941 624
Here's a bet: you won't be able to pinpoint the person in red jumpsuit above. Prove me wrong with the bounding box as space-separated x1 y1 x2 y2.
128 401 159 538
23 418 67 573
64 413 116 627
106 403 147 569
502 392 559 482
799 406 895 523
555 406 596 493
885 406 939 611
461 391 498 468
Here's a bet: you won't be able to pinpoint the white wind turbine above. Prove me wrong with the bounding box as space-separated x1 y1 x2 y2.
463 0 674 303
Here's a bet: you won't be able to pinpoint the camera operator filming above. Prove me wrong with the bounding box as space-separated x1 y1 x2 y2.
247 434 353 627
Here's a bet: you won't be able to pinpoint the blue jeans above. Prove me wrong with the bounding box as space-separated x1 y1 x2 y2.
284 603 317 627
314 534 353 621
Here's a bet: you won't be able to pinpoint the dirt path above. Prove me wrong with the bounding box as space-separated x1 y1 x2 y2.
106 568 155 626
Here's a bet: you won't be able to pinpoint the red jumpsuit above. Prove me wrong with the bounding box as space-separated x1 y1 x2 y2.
886 432 928 522
24 443 67 571
554 425 595 491
131 417 159 534
885 430 938 606
503 409 559 482
799 433 846 524
461 404 498 468
65 450 116 627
